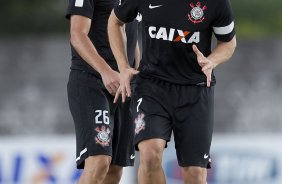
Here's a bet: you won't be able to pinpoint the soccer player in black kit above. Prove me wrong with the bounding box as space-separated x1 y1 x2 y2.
108 0 236 183
66 0 139 184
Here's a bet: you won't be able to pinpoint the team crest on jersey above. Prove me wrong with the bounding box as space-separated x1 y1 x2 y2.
134 113 145 134
188 2 207 24
95 126 111 146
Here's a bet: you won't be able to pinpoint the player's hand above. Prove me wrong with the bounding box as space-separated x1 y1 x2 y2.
193 45 216 87
114 68 139 103
100 68 120 96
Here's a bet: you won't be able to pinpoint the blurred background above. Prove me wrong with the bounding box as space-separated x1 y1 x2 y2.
0 0 281 183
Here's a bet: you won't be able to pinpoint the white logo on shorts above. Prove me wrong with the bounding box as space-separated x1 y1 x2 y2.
204 153 209 159
149 4 163 9
130 154 135 159
134 113 145 134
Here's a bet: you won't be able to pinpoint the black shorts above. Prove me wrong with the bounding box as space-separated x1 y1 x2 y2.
67 70 135 169
131 76 214 168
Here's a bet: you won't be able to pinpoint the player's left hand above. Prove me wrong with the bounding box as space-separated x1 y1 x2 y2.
114 67 139 103
192 45 216 87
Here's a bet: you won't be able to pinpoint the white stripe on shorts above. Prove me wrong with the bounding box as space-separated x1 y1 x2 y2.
213 21 234 35
76 148 87 162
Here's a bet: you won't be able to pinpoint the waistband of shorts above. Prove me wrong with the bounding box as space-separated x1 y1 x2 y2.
137 73 216 87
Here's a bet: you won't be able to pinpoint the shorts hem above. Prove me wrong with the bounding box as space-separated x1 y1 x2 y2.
76 153 134 169
76 152 112 169
178 161 211 169
111 161 134 167
134 136 171 151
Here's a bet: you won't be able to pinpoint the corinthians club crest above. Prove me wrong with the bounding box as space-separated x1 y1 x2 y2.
95 126 111 146
188 2 207 24
134 113 145 135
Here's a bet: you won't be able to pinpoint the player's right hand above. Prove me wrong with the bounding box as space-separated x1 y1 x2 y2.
114 68 139 103
100 68 120 96
193 45 215 87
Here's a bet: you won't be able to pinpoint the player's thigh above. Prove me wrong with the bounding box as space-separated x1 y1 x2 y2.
67 70 114 169
84 155 112 171
131 84 172 150
173 86 214 168
111 98 135 167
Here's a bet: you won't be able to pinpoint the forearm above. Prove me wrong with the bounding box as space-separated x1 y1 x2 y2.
208 36 237 68
108 11 130 72
71 32 111 74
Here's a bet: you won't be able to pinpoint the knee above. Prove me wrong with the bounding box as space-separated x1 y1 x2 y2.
139 148 163 171
182 167 207 184
138 139 165 172
95 156 112 172
84 155 112 178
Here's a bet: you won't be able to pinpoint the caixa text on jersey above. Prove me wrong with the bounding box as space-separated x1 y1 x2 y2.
148 26 200 44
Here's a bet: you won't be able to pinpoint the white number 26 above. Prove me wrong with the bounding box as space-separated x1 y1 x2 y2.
95 110 109 124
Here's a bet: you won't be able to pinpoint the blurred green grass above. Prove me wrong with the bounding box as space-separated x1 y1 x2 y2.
0 0 281 39
232 0 282 38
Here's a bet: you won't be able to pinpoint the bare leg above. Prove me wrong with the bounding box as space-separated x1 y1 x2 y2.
138 138 166 184
181 166 207 184
77 155 111 184
102 165 123 184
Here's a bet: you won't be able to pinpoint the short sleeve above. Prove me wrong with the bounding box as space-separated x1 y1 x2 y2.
66 0 94 20
212 0 235 42
114 0 139 23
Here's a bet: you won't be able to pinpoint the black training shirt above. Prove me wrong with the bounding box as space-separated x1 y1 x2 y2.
66 0 138 76
114 0 235 85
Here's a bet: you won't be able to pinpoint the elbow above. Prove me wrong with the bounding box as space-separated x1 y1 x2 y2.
230 36 237 54
70 31 80 49
226 36 237 58
70 31 86 50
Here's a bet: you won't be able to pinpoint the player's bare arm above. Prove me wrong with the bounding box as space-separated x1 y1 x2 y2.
70 15 119 95
108 11 139 103
193 36 237 87
134 41 141 69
